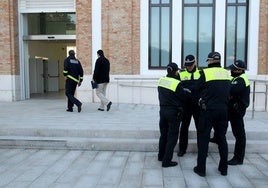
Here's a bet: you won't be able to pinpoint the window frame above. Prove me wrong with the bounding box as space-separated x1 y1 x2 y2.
181 0 215 68
224 0 249 68
148 0 172 70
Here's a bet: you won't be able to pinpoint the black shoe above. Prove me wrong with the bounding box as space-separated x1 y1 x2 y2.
77 103 82 113
162 161 178 168
66 109 73 112
193 166 206 177
228 158 243 165
98 108 104 111
158 157 163 162
209 137 218 144
107 102 112 111
177 151 186 157
218 167 227 176
219 169 227 176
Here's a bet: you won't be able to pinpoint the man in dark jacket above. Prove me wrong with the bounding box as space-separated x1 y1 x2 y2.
93 50 112 111
158 62 190 168
228 60 250 165
63 50 84 112
193 52 231 177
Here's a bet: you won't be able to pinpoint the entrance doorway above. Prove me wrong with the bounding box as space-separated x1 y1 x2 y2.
29 58 59 93
20 11 77 100
28 40 75 98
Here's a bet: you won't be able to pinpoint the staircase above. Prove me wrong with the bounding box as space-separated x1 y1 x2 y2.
0 121 267 153
0 101 268 153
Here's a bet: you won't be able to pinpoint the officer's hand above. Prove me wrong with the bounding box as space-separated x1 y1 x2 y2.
78 82 81 87
177 110 183 121
198 98 206 110
233 103 239 111
183 88 191 93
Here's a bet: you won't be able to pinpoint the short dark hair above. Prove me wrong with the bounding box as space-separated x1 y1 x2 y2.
97 50 104 56
167 63 179 74
69 50 75 56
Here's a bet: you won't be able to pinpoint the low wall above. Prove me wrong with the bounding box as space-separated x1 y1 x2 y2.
0 75 21 101
77 75 159 105
77 75 268 114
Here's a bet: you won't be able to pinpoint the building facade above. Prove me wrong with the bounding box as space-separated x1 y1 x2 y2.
0 0 267 108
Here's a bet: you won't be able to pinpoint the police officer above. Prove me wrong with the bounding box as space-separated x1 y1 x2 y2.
177 55 200 157
63 50 84 112
193 52 231 177
228 60 250 165
158 63 190 168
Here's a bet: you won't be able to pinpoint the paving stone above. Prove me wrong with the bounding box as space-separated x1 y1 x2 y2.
0 100 268 187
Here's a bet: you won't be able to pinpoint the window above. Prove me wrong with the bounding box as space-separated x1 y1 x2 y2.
225 0 248 68
27 13 76 35
182 0 214 68
149 0 172 69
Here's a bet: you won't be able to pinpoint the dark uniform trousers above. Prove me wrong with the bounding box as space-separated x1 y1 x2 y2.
229 109 246 162
197 109 228 173
158 107 181 163
65 78 81 110
179 102 199 152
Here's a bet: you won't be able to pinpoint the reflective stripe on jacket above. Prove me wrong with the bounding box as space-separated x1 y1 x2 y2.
158 76 187 108
179 69 200 81
199 67 231 110
232 73 250 87
63 56 83 83
158 76 180 92
203 67 231 82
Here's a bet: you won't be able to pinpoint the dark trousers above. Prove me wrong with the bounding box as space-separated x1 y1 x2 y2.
158 108 181 164
65 79 81 110
179 104 200 152
196 109 228 173
229 110 246 162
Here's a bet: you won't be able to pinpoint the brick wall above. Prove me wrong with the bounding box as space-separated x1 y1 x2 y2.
102 0 140 75
0 0 266 76
76 0 92 75
0 0 19 75
258 0 268 74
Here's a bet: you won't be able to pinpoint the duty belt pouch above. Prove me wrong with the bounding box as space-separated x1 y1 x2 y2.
177 107 183 121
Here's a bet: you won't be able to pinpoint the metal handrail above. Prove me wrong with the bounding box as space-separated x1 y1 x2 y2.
114 77 268 118
114 77 158 106
249 79 268 118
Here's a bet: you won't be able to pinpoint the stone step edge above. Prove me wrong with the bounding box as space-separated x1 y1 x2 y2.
0 136 268 153
0 129 267 140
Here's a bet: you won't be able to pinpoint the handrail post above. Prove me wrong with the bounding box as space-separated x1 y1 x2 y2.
264 83 268 112
116 79 119 108
252 80 256 119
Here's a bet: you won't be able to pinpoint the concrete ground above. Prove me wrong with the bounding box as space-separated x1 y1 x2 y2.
0 96 268 187
0 149 268 188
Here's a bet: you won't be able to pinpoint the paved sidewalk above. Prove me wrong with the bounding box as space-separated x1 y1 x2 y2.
0 98 268 187
0 149 268 188
1 98 268 132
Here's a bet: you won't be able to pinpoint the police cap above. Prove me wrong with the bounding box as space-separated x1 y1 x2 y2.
206 51 221 62
184 55 195 66
228 60 246 71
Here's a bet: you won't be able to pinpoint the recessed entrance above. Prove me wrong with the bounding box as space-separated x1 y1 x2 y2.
21 11 77 99
28 40 75 99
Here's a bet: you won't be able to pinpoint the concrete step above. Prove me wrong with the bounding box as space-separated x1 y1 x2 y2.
0 135 268 153
0 128 160 139
0 100 267 153
0 127 267 140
